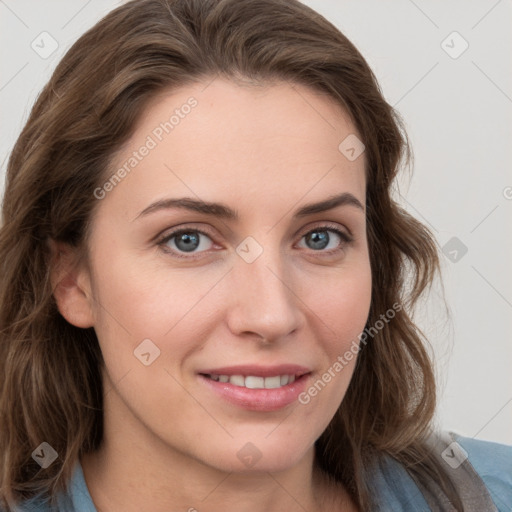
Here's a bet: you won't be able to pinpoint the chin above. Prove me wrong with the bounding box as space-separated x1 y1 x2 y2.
196 434 315 474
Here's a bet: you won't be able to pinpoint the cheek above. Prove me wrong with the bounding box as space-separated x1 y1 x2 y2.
89 251 225 383
91 241 372 373
86 237 373 469
299 263 371 409
312 262 372 353
91 250 211 334
89 256 212 429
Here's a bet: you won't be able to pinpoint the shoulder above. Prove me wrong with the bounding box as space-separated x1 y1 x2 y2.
0 496 49 512
1 460 96 512
366 430 512 511
452 432 512 509
425 430 512 511
0 493 55 512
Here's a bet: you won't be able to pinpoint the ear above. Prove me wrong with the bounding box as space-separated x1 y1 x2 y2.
49 239 95 328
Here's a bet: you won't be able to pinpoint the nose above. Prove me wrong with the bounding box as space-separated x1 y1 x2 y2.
225 243 305 344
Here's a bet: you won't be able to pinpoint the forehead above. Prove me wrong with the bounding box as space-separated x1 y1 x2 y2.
102 78 366 220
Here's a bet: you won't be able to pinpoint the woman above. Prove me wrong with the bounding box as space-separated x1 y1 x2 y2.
0 0 510 510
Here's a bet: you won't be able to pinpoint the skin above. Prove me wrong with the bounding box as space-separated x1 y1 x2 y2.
51 77 371 512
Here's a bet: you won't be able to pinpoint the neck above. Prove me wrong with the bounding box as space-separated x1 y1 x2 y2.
80 386 352 512
81 440 335 512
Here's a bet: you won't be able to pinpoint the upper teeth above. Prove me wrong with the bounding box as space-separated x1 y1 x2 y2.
208 374 296 388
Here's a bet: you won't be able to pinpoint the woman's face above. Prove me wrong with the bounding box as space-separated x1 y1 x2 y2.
73 78 371 474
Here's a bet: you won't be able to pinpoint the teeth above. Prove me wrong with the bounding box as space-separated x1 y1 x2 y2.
245 376 264 389
264 376 282 389
230 375 245 387
207 374 298 389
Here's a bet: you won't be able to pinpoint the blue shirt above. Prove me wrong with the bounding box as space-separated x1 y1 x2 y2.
7 433 512 511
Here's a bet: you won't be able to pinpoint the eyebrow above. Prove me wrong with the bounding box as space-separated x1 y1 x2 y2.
133 192 364 222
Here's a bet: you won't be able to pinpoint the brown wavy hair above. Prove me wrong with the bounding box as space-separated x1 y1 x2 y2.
0 0 461 510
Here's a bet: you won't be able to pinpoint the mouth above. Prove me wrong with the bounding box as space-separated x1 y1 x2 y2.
201 373 299 389
197 365 312 411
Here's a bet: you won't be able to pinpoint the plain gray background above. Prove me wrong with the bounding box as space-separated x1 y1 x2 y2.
1 0 511 444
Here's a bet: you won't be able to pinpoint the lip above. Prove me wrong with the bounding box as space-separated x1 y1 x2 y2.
198 364 311 378
197 364 312 412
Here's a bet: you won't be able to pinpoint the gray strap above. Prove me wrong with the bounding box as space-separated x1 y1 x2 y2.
416 430 498 511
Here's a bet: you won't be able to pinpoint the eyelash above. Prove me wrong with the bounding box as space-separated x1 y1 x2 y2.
156 223 354 260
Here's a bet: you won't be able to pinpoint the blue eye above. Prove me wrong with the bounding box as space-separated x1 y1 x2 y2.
157 224 353 259
298 226 353 253
158 228 214 256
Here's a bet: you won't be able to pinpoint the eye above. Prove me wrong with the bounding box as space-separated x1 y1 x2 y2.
297 224 353 254
157 227 215 258
156 223 353 259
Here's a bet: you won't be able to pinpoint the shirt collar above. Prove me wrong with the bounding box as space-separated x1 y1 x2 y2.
58 455 429 512
56 460 97 512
